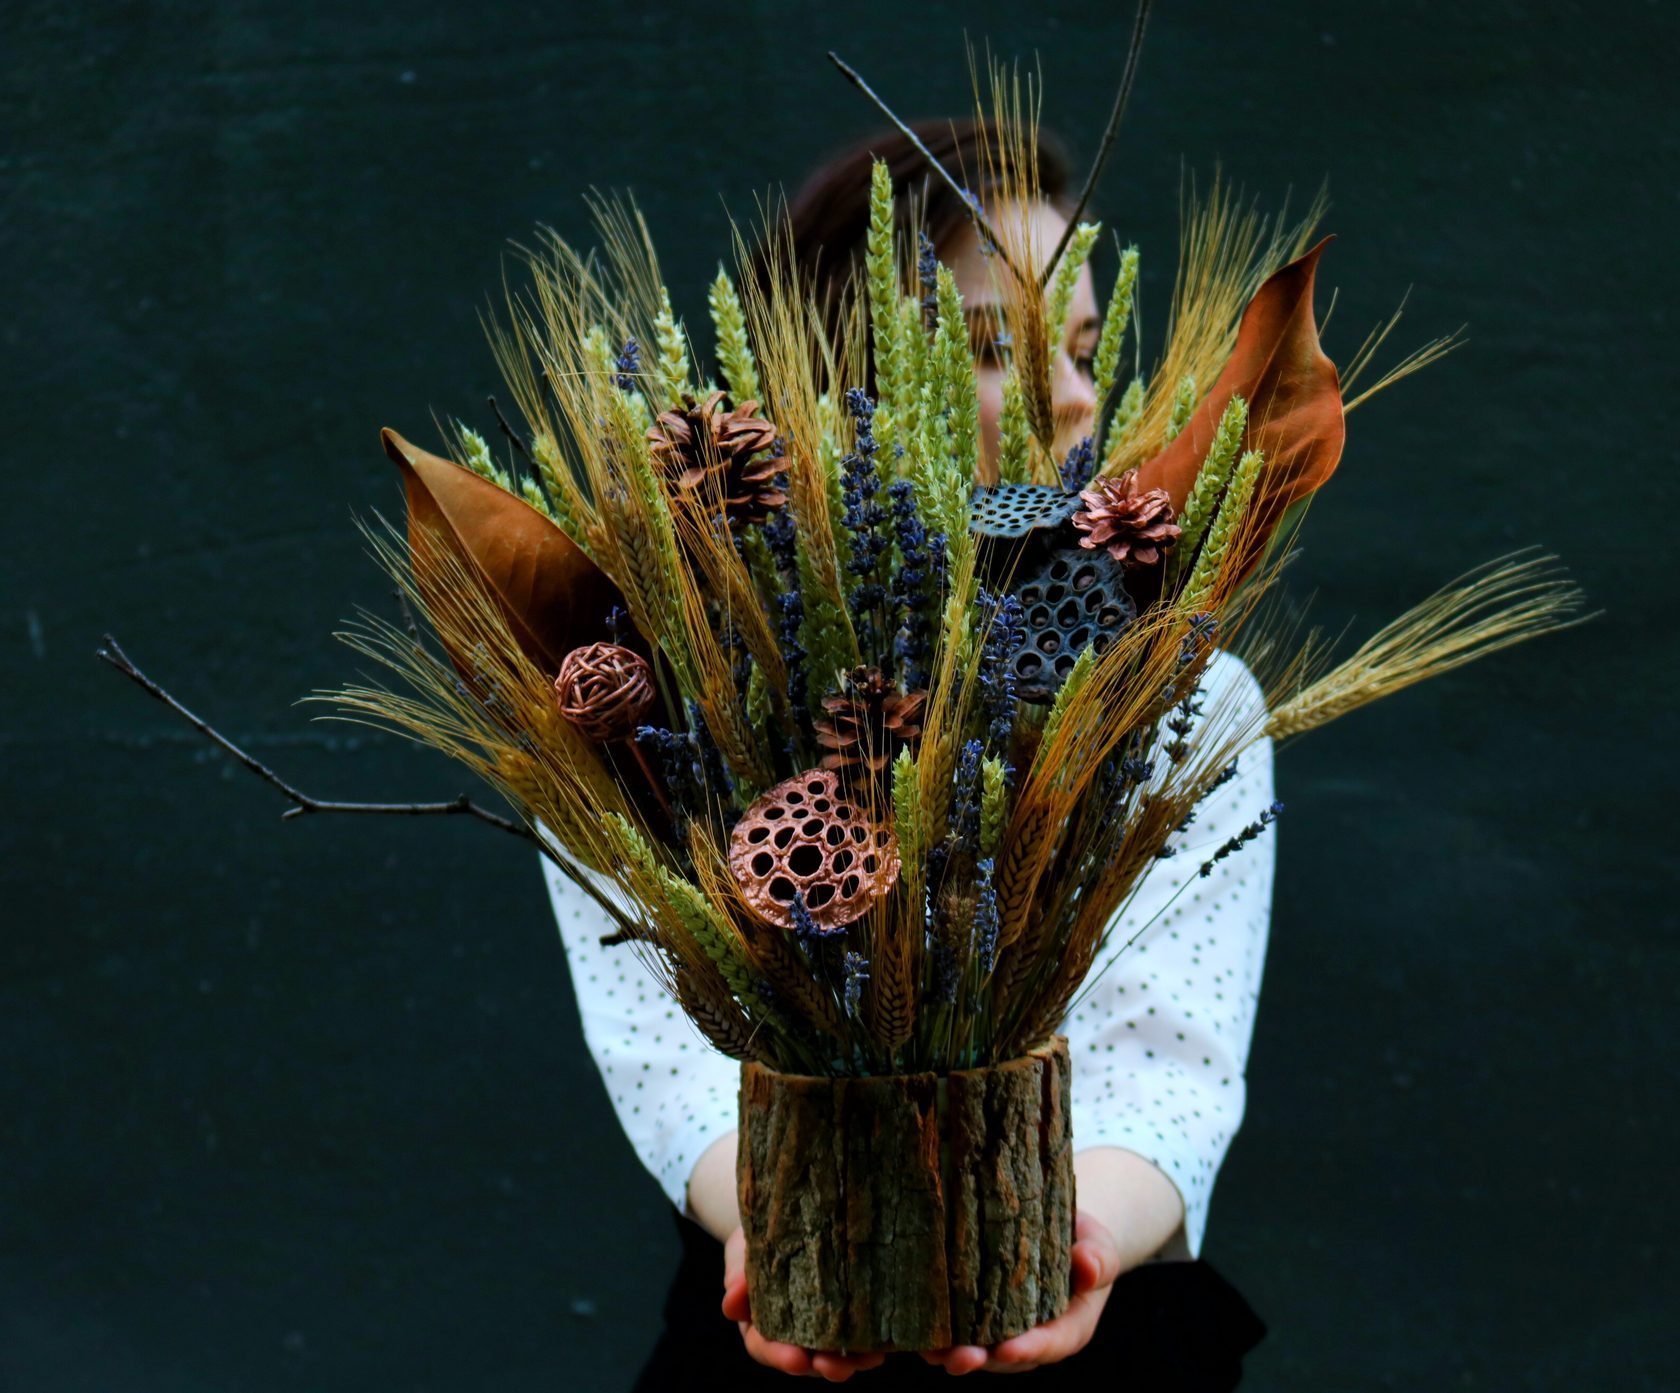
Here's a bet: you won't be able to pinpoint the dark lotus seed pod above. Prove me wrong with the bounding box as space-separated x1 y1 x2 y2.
1006 547 1137 702
969 484 1081 542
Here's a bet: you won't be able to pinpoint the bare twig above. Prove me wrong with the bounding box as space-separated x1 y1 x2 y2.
488 394 533 464
1040 0 1153 287
600 921 662 948
95 632 648 938
97 633 531 838
826 50 1032 292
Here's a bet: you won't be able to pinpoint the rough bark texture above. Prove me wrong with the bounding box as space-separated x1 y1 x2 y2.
737 1037 1074 1352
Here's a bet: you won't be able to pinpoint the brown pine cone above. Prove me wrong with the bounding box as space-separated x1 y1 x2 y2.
812 666 927 775
554 642 654 741
646 389 786 529
1071 469 1182 571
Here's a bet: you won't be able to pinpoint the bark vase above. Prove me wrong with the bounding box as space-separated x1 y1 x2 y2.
736 1034 1075 1352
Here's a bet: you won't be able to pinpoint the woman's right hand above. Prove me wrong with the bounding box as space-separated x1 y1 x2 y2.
722 1226 889 1382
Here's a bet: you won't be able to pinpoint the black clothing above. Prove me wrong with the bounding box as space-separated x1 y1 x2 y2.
632 1209 1266 1391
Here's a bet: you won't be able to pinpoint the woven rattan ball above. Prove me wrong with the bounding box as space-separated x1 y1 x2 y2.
1008 547 1138 702
553 643 654 741
728 769 900 930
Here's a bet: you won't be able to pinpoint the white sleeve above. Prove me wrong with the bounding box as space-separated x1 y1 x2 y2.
539 842 740 1218
1064 648 1276 1262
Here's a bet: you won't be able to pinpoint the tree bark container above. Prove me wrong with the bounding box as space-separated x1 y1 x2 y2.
736 1035 1075 1352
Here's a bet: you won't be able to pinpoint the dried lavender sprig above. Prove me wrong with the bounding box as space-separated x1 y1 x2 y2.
1060 435 1096 492
684 699 735 815
949 737 984 850
790 890 848 960
977 589 1024 753
613 336 641 393
1199 802 1284 877
929 940 959 1005
842 950 870 1019
1164 686 1203 764
974 858 999 974
888 479 938 688
634 724 703 823
918 231 939 331
1163 612 1219 761
778 588 807 718
840 388 891 661
1177 763 1240 834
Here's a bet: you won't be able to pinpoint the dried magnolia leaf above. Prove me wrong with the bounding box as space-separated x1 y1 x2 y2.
1136 238 1345 578
381 427 620 675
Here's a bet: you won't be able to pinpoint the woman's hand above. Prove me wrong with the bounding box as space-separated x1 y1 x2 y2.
915 1209 1123 1375
919 1146 1185 1376
722 1226 889 1382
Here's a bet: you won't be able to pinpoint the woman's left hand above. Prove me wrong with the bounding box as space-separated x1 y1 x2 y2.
722 1225 890 1382
916 1209 1124 1375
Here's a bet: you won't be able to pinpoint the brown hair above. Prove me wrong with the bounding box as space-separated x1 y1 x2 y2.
747 117 1075 380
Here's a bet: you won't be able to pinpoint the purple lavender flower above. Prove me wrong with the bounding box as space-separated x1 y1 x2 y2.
842 950 870 1019
1059 436 1096 491
978 589 1024 754
1198 802 1284 878
613 337 640 392
840 388 891 660
918 231 939 330
974 858 999 974
950 738 984 849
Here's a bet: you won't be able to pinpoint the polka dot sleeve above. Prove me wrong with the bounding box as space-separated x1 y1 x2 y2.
1063 648 1276 1262
538 842 739 1219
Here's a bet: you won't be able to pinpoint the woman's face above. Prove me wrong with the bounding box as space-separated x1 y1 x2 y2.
942 198 1101 483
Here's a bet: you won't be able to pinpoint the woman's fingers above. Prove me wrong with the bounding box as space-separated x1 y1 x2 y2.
721 1273 751 1323
741 1323 814 1375
986 1282 1115 1371
730 1216 1135 1377
1071 1210 1124 1292
919 1344 990 1375
921 1214 1127 1374
810 1350 888 1381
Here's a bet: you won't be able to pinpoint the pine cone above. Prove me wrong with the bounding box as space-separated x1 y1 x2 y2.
1071 469 1182 570
647 389 786 528
812 666 927 775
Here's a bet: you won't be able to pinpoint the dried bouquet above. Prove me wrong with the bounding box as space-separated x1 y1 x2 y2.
101 52 1584 1355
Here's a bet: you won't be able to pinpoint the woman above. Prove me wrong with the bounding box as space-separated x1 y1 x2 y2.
543 120 1274 1387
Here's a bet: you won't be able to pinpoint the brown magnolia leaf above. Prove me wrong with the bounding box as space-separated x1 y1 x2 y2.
1136 237 1346 580
381 427 620 676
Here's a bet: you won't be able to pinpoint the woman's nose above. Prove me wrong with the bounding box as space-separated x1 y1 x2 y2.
1051 348 1097 445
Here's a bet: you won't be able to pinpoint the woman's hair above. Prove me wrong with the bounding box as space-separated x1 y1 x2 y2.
747 117 1075 380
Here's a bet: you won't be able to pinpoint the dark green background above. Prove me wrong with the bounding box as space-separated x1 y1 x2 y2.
5 1 1674 1388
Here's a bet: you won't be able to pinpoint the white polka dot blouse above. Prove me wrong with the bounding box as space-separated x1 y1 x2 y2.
540 646 1275 1262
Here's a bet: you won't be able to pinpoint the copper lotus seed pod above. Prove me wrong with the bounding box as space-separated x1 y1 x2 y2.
728 769 900 931
553 643 654 742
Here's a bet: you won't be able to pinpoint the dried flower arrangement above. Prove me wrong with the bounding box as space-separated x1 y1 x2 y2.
100 42 1587 1357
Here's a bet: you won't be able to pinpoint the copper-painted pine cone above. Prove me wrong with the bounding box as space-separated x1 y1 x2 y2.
812 666 927 775
646 389 786 528
1072 469 1182 571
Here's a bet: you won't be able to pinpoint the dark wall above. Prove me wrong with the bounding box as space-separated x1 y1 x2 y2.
5 2 1674 1388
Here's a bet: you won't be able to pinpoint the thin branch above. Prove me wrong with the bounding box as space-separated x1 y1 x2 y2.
826 50 1032 291
96 632 651 939
1040 0 1153 287
488 394 533 464
97 633 530 838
